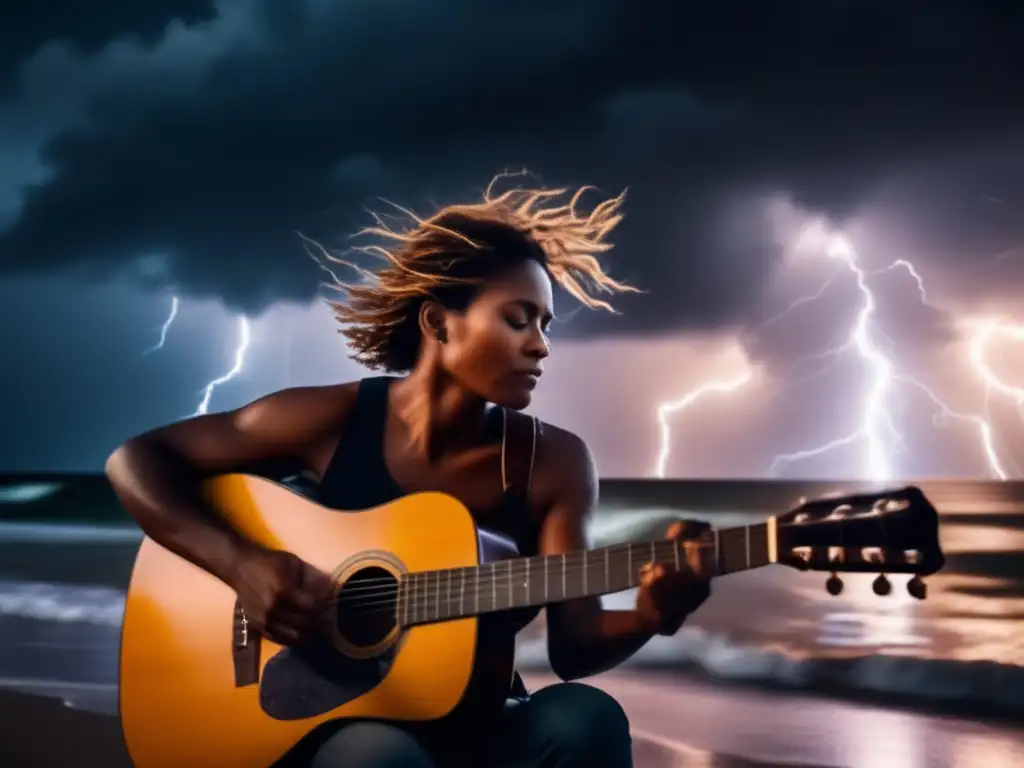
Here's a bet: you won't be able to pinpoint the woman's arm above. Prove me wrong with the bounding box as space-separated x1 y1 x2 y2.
105 384 355 586
538 428 710 681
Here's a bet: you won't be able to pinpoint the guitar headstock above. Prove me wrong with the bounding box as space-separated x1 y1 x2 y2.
776 486 945 600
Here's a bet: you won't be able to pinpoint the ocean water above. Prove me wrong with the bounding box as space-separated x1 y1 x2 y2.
1 474 1022 719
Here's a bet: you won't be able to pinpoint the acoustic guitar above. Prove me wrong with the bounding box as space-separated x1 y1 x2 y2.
119 475 945 766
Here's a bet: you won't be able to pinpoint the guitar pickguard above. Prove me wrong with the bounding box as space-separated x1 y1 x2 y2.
258 640 396 721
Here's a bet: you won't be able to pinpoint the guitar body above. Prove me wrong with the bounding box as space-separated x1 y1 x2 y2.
119 474 520 767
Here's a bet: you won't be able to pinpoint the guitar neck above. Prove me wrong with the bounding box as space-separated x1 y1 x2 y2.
400 521 774 627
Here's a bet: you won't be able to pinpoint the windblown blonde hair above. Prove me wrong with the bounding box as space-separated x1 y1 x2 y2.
307 173 639 372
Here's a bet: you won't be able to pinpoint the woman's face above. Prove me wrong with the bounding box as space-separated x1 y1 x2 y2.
440 259 553 409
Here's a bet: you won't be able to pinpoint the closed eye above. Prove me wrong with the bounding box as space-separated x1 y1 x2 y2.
504 300 554 332
505 315 529 330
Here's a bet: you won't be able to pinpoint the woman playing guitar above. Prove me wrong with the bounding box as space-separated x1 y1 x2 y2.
106 177 713 767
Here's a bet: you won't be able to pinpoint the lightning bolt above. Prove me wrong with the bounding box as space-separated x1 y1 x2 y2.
870 259 929 304
764 243 1022 480
654 220 1024 479
884 317 1024 481
141 296 180 356
768 233 901 480
654 369 754 479
136 294 253 417
191 316 252 416
899 376 1008 480
968 319 1024 417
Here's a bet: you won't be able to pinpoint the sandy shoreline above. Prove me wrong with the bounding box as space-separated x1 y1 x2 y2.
0 688 131 767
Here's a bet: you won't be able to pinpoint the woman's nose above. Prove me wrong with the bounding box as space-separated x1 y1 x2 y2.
525 331 550 360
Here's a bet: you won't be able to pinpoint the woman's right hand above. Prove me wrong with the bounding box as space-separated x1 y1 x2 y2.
228 547 335 648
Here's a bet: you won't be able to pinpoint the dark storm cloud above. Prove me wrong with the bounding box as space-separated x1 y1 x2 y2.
0 1 217 88
2 0 1024 335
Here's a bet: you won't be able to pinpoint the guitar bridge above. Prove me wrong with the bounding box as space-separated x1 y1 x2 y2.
232 599 261 687
234 608 250 648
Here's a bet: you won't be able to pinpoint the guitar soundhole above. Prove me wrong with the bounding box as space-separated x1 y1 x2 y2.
334 566 398 649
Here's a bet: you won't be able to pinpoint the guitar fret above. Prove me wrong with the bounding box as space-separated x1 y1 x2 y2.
524 558 530 607
422 573 428 623
415 573 423 626
604 547 610 592
459 569 466 617
714 529 720 575
491 561 499 610
507 559 513 608
745 526 751 569
544 556 549 602
561 553 567 599
411 574 417 624
585 548 593 598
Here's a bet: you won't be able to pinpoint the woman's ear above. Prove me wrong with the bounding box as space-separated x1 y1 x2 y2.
418 300 448 345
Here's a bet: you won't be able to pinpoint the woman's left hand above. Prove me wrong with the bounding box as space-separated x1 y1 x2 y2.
635 520 712 636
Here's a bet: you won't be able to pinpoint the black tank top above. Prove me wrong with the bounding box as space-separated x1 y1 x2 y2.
318 377 536 514
316 376 538 698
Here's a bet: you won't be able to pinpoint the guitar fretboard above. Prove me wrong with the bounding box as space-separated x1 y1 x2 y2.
398 522 770 626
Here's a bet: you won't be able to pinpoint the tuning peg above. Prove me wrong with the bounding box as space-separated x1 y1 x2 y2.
825 573 844 596
907 576 927 600
872 574 892 596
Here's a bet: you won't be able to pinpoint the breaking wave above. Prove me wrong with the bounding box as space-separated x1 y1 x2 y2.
0 482 64 504
0 581 125 626
0 522 142 544
517 628 1024 716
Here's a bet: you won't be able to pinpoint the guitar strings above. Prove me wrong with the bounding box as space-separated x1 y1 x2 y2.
321 530 759 600
322 529 765 604
322 538 910 619
319 534 769 617
330 543 710 619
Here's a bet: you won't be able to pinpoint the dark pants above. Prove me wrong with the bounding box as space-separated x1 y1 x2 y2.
307 682 632 767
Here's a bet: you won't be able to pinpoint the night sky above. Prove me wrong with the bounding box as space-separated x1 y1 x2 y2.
2 1 1023 479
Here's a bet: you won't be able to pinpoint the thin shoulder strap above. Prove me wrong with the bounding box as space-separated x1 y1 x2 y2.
500 408 538 499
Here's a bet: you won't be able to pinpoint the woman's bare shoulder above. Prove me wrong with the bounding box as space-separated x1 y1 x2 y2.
531 418 598 513
236 381 361 426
